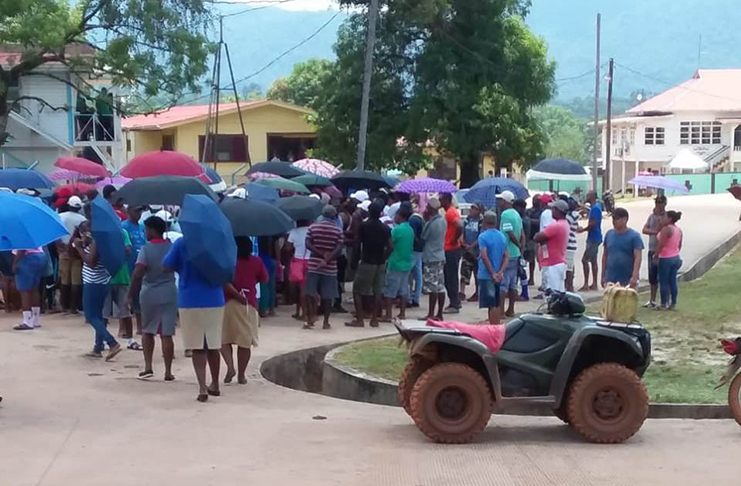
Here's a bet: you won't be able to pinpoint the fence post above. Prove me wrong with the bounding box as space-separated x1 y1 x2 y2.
711 172 716 194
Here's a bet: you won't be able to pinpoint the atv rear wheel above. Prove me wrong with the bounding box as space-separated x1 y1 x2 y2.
728 373 741 426
567 363 648 444
398 357 433 416
409 363 492 444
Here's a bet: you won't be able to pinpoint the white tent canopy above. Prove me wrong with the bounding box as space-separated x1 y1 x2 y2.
668 149 708 170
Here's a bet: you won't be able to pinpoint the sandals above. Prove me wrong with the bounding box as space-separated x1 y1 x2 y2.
13 323 33 331
302 323 315 330
138 370 154 381
127 342 143 351
197 394 208 403
344 320 364 328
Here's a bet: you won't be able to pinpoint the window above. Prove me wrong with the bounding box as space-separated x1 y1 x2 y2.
611 129 618 144
680 121 721 145
645 127 665 145
126 138 132 152
198 134 249 162
161 134 174 151
630 128 636 146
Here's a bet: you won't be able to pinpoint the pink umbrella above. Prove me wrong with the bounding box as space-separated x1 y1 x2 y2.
55 157 109 178
48 168 100 182
95 176 132 188
248 171 281 181
121 151 204 179
292 158 340 179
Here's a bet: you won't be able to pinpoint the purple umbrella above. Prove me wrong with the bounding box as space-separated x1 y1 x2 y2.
396 177 457 194
628 175 689 194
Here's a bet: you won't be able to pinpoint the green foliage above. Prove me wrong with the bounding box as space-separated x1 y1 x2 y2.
267 58 332 110
533 104 591 163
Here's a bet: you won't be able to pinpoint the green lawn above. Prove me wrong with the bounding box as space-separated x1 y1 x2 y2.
334 247 741 404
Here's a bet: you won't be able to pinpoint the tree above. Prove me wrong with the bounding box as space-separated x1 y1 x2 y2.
0 0 213 145
267 58 333 110
533 104 590 163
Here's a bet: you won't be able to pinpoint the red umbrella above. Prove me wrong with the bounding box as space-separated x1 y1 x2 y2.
121 151 205 179
55 157 109 178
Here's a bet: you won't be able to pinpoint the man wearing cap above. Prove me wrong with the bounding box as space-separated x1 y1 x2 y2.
421 198 447 321
57 196 87 314
538 193 554 231
304 205 344 329
641 195 668 307
497 191 523 317
534 199 570 293
577 190 603 291
477 211 509 324
440 193 463 313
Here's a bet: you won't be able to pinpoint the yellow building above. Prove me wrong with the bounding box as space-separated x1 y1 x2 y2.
122 99 316 182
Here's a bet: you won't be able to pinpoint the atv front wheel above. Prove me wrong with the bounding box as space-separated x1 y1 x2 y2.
567 363 648 444
728 373 741 426
409 363 492 444
398 357 433 416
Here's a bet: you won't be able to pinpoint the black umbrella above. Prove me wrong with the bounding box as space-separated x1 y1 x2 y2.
220 196 294 237
115 176 217 206
330 170 391 191
528 158 591 181
277 195 324 222
247 161 305 179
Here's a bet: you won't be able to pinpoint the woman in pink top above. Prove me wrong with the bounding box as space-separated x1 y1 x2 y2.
653 210 683 310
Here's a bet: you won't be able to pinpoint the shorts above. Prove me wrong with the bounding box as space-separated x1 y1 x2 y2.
14 253 49 292
304 272 339 300
478 279 500 309
566 250 576 273
58 253 82 286
383 270 410 298
542 263 567 293
648 251 659 285
423 261 445 294
524 241 537 262
582 242 600 264
103 284 132 319
141 300 177 336
289 258 309 285
500 258 520 292
353 262 385 297
460 251 478 286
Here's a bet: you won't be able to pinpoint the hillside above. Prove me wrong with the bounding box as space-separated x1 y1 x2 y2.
217 0 741 103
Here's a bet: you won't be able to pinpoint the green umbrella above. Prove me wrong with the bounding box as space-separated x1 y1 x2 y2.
255 177 310 194
293 173 333 188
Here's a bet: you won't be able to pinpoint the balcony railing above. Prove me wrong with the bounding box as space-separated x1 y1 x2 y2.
74 113 117 143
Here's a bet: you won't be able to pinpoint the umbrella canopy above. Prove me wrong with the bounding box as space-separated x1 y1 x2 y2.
55 182 96 196
276 195 324 222
180 194 237 286
95 176 132 189
527 158 592 182
728 185 741 202
115 176 217 207
668 149 708 170
0 168 54 190
463 178 529 208
121 151 205 179
220 197 294 237
255 177 310 194
55 157 109 178
322 185 342 199
90 197 126 275
293 173 333 188
396 177 457 194
48 168 100 182
292 158 340 178
247 161 305 178
238 183 279 203
331 170 391 191
0 192 67 250
247 171 281 181
382 175 399 188
200 164 226 193
628 175 689 194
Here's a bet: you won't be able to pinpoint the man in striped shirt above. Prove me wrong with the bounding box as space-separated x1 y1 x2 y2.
304 205 344 330
564 197 580 292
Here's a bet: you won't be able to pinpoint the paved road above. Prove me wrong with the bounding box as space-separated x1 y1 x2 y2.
1 308 739 486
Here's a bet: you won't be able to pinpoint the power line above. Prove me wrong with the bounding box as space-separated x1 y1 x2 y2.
220 0 299 17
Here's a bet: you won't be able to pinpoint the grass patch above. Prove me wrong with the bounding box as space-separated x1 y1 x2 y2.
334 247 741 404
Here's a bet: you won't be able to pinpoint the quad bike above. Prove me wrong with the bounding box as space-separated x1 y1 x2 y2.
396 291 651 444
718 338 741 425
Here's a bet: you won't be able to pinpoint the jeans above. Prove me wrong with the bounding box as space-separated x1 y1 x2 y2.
658 256 681 308
409 252 423 304
83 283 118 352
444 248 463 308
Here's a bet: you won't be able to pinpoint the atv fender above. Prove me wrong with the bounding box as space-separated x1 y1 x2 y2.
549 327 647 408
410 333 502 401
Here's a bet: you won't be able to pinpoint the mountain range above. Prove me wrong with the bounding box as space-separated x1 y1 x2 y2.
216 0 741 103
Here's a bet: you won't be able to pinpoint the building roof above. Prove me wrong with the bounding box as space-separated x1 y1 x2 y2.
0 44 95 68
628 69 741 114
122 99 315 131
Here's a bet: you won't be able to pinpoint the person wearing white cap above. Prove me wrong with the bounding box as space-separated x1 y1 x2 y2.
534 199 570 292
350 190 369 203
57 195 87 314
497 190 523 317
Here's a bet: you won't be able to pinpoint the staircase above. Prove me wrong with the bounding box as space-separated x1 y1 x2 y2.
706 145 731 172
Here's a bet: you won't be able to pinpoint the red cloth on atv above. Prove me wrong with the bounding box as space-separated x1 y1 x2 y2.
427 320 506 353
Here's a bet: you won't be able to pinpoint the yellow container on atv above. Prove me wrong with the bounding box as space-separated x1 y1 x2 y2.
601 284 638 323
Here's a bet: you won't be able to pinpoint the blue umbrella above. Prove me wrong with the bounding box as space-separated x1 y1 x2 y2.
0 168 54 190
200 164 223 184
463 178 529 209
0 192 67 250
180 194 237 286
241 183 279 203
90 197 126 275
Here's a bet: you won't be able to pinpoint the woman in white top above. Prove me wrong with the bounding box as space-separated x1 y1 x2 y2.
285 220 312 321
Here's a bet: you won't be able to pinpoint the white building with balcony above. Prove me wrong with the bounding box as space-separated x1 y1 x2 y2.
1 46 123 173
600 69 741 192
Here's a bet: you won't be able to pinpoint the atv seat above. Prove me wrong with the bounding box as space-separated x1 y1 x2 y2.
502 319 525 346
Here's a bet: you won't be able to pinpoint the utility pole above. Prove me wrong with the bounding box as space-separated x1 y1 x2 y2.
356 0 379 171
604 58 614 192
592 13 601 192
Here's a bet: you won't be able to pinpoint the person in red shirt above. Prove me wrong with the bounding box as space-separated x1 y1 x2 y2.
221 237 268 385
441 193 463 313
534 200 569 293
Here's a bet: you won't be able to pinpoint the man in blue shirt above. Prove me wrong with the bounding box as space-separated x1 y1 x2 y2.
477 211 509 325
577 190 602 291
123 206 147 336
602 208 644 288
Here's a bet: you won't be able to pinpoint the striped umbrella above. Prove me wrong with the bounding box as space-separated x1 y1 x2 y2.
292 158 340 178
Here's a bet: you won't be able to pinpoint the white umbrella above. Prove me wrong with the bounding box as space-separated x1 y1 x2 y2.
668 149 708 170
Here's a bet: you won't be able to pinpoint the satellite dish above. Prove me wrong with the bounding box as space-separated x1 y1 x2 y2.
637 93 644 101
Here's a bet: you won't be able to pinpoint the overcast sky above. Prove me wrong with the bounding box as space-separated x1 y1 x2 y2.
239 0 340 11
